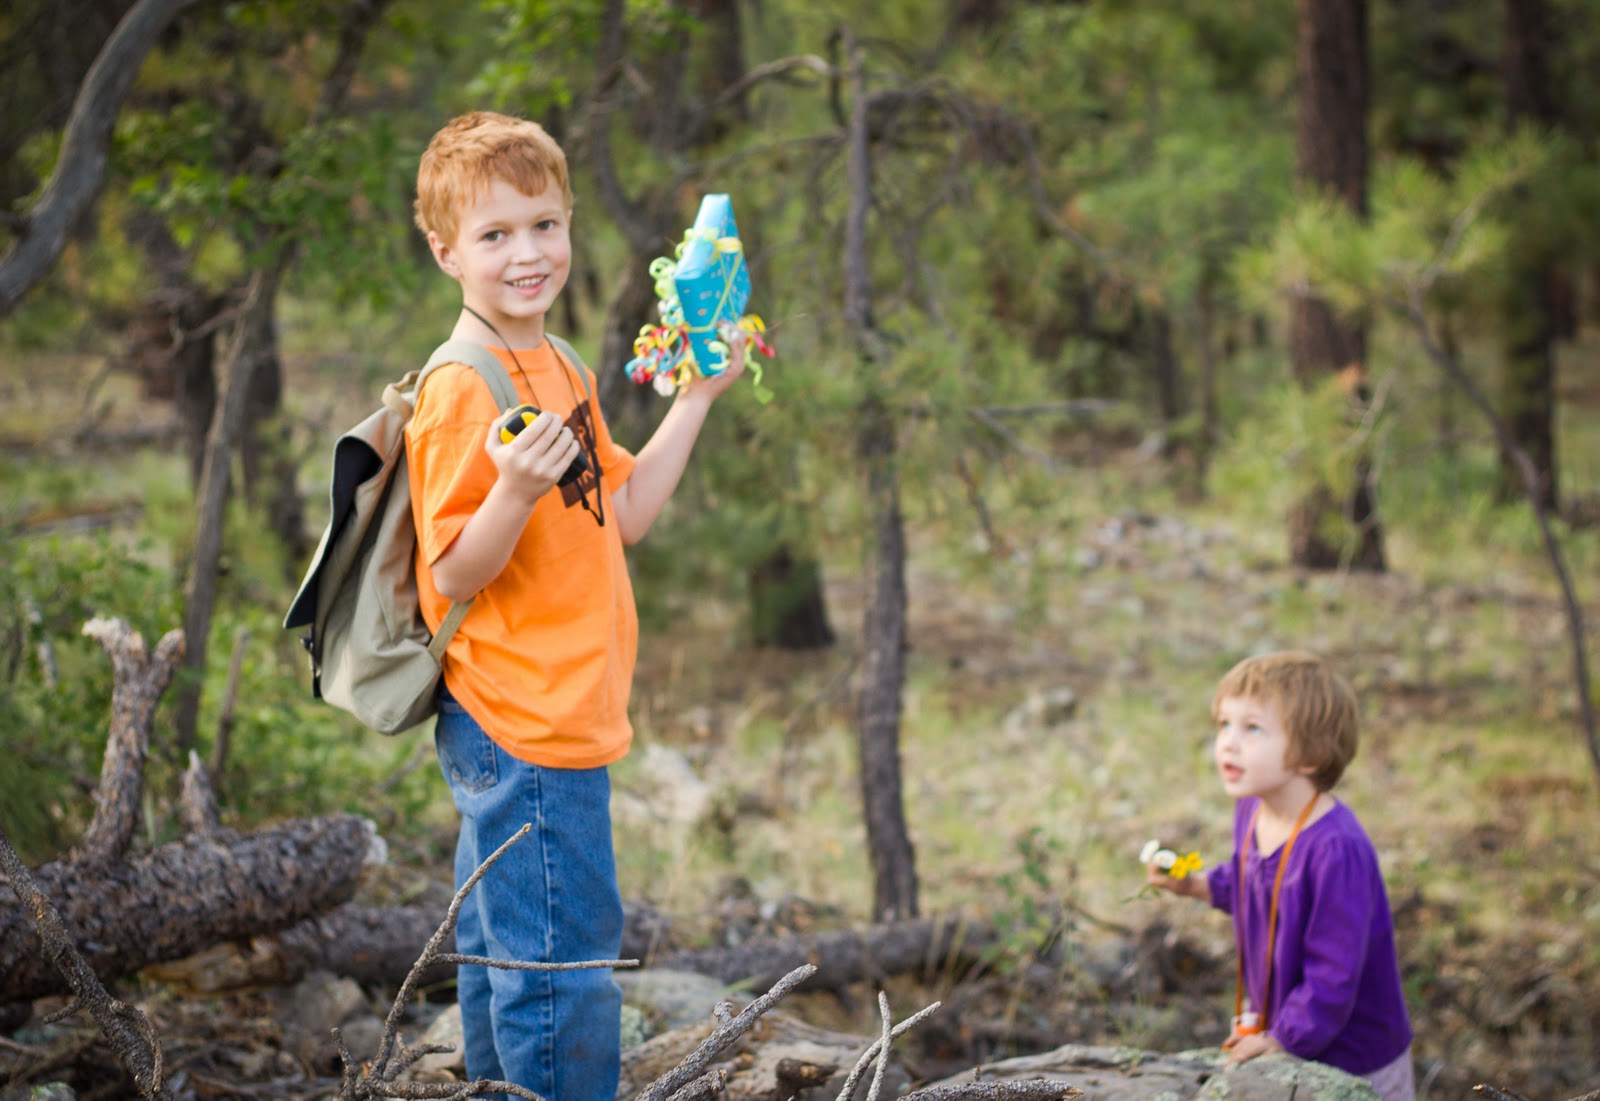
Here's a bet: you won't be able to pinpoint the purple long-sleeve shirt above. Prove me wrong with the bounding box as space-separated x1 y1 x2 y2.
1206 797 1413 1074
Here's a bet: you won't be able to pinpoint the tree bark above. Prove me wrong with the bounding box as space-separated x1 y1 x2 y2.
857 403 918 922
748 546 835 650
0 828 175 1099
0 0 201 318
1288 0 1384 571
71 619 185 868
1497 0 1562 511
173 267 281 757
650 915 991 992
0 813 373 1005
842 30 919 924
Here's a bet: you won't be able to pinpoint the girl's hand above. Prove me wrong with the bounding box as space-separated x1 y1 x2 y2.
484 408 581 507
1145 862 1209 898
1222 1030 1285 1064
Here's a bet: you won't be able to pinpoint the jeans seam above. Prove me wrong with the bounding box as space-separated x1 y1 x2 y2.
535 765 557 1096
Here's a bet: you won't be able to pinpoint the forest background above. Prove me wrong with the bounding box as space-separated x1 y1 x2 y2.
1 0 1598 1097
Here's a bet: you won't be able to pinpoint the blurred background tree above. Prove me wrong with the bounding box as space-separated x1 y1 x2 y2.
2 0 1597 874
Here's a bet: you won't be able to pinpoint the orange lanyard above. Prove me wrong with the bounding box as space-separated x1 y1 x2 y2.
1233 794 1318 1032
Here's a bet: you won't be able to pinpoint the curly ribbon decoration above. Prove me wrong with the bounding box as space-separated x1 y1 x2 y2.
624 224 775 403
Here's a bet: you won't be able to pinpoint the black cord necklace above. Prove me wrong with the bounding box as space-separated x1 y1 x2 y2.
460 305 604 526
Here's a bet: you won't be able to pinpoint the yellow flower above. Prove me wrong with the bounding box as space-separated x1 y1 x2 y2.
1169 851 1204 879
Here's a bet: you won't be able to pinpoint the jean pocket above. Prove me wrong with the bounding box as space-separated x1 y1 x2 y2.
435 707 499 795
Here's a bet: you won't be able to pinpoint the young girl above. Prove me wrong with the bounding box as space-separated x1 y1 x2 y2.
1146 651 1414 1101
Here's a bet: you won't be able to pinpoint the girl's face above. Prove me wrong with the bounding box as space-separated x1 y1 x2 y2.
429 176 571 347
1213 694 1310 805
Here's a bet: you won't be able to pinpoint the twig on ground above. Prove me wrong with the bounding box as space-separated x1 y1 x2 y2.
833 996 941 1101
865 992 893 1101
0 827 172 1099
634 963 818 1101
1475 1086 1535 1101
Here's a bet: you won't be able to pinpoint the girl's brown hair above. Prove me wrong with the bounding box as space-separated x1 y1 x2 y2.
1213 650 1359 790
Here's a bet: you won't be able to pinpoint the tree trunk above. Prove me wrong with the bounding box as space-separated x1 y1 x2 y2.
0 814 372 1006
596 248 671 433
236 293 310 569
842 31 918 923
173 267 281 757
0 0 203 319
748 546 835 650
857 401 919 922
1497 0 1561 511
1288 0 1384 571
1147 308 1186 463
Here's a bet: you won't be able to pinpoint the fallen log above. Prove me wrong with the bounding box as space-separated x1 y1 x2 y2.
141 895 676 992
648 915 996 992
0 813 372 1005
141 906 993 1000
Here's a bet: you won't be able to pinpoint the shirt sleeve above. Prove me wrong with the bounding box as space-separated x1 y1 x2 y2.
406 364 501 568
1207 855 1235 915
1270 836 1376 1058
1207 799 1250 915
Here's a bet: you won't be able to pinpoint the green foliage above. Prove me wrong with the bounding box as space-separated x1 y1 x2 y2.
0 533 181 862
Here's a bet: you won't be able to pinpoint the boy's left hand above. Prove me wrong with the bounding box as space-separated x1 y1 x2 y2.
680 323 748 402
1222 1030 1285 1064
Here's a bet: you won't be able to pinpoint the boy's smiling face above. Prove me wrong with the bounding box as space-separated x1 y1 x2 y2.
429 176 571 346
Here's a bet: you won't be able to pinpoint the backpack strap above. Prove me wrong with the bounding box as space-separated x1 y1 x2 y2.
420 339 521 409
416 335 592 661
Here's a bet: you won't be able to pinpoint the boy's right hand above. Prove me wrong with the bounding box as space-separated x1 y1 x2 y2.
484 407 583 506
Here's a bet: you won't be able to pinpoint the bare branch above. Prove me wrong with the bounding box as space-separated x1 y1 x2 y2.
833 998 941 1101
178 749 221 836
706 55 836 114
865 992 893 1101
0 0 202 318
1474 1087 1535 1101
0 828 173 1099
72 619 186 866
633 963 818 1101
1400 291 1598 786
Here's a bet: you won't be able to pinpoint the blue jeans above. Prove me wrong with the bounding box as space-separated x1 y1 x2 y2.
434 690 623 1101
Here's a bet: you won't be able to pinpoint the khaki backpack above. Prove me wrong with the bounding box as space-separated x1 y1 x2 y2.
284 335 591 734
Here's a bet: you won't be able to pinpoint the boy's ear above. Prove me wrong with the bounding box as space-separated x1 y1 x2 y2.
428 231 461 279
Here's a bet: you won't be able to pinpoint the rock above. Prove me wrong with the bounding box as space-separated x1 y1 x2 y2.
932 1044 1219 1101
1003 688 1080 739
928 1046 1381 1101
0 1085 76 1101
1195 1054 1379 1101
614 744 714 835
275 971 368 1038
620 1004 648 1048
615 968 733 1034
410 1003 464 1079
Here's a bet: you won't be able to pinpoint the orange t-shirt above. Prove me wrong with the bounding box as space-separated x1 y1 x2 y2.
404 342 638 768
